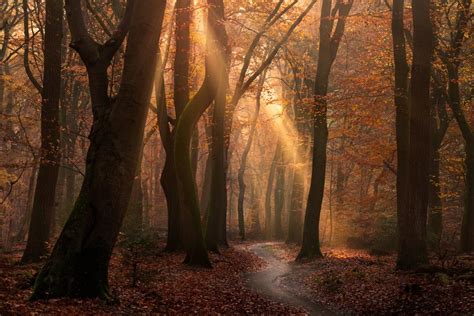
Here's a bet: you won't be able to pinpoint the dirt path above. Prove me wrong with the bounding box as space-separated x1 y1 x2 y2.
244 242 335 316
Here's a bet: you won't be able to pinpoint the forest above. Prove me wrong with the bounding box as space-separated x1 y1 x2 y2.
0 0 473 314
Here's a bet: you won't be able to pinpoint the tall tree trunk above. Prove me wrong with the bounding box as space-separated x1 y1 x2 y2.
298 0 353 260
273 141 285 239
264 147 277 238
31 0 166 299
398 0 433 270
235 74 264 242
205 7 230 251
159 0 192 251
21 0 63 263
174 0 228 266
391 0 411 268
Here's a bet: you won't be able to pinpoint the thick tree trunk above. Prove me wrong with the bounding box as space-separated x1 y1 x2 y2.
397 0 433 270
205 76 229 250
174 0 227 266
21 0 63 263
31 0 165 299
391 0 411 269
298 0 352 260
205 7 230 250
159 0 192 251
161 155 182 251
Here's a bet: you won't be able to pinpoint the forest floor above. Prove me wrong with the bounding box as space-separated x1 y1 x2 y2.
268 242 474 315
0 237 473 314
0 237 303 314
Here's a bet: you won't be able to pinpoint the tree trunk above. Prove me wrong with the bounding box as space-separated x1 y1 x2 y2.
391 0 411 269
159 0 192 251
174 0 227 266
235 75 264 242
298 0 353 260
398 0 433 270
264 147 277 238
287 164 303 243
31 0 166 299
21 0 63 263
205 6 230 251
273 141 285 239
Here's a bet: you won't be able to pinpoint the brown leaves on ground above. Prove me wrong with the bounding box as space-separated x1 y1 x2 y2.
274 243 474 315
0 240 302 314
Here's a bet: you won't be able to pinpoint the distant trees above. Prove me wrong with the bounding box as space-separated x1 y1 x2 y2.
31 0 166 299
437 0 474 253
298 0 353 260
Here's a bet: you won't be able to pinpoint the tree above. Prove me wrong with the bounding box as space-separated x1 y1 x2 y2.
298 0 353 260
390 0 411 265
21 0 63 263
173 0 228 266
224 0 318 243
205 0 230 250
31 0 166 300
157 0 192 252
236 71 266 242
397 0 433 270
436 0 473 253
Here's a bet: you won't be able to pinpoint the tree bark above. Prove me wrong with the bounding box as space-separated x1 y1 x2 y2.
174 0 228 266
298 0 353 260
31 0 166 299
21 0 63 264
204 1 230 251
397 0 433 270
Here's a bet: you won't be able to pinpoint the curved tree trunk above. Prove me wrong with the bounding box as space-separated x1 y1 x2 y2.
174 0 228 266
298 0 353 261
31 0 166 299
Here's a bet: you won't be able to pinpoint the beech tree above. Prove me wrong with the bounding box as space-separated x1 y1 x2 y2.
31 0 166 300
298 0 353 260
396 0 433 269
21 0 63 263
173 0 228 266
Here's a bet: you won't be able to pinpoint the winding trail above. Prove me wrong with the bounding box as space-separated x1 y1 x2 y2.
244 242 335 316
